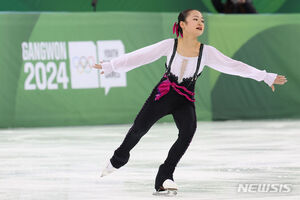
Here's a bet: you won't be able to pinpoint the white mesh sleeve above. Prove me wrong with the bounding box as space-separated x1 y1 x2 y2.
203 45 277 87
100 38 174 74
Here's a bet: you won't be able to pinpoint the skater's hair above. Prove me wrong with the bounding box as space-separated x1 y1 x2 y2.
177 9 202 37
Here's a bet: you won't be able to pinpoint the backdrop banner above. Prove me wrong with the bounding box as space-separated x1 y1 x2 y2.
0 12 299 128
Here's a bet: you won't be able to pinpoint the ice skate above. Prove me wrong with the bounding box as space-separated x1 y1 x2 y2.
152 179 178 196
100 160 117 177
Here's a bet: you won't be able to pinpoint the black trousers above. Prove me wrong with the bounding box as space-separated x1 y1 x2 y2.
110 78 197 191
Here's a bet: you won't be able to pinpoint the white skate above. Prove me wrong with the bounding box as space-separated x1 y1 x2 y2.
152 179 178 196
100 161 117 177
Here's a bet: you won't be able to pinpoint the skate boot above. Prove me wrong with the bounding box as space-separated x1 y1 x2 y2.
100 160 117 177
152 179 178 196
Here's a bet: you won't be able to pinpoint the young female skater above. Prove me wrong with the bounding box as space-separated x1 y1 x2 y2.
93 9 287 194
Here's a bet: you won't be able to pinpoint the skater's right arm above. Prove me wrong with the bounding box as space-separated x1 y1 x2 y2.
94 38 173 74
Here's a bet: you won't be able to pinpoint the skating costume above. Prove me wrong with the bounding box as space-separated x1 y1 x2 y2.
101 38 277 191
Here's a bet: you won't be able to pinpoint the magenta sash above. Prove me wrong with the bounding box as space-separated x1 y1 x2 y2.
155 74 195 102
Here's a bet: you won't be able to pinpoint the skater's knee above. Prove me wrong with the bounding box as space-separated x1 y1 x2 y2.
179 123 196 138
130 123 150 138
190 122 197 134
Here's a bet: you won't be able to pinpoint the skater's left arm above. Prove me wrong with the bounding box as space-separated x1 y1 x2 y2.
203 45 287 92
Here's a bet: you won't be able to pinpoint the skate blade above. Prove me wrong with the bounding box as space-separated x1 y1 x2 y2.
152 189 177 196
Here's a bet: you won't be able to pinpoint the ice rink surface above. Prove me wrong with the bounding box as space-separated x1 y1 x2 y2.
0 119 299 200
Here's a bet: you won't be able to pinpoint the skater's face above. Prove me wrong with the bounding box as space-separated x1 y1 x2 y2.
180 10 205 37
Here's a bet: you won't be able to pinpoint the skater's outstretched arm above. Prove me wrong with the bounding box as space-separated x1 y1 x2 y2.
93 38 173 74
203 45 287 92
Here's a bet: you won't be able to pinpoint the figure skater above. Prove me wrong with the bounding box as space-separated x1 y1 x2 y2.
93 9 287 194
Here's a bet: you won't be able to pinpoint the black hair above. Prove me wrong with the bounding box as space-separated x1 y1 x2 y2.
177 9 201 37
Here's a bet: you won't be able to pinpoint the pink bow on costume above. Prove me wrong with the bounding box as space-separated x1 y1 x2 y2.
155 74 195 102
172 22 183 38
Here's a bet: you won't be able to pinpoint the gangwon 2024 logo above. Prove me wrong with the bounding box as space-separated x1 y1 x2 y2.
21 40 126 95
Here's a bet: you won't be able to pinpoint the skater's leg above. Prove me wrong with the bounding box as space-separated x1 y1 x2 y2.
110 91 174 169
155 102 197 190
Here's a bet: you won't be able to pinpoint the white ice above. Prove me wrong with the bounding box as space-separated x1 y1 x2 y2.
0 119 299 200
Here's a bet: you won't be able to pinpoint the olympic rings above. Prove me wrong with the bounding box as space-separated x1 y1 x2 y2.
72 56 95 74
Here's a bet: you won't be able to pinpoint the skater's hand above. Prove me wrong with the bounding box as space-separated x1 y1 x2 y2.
92 61 104 74
270 75 287 92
